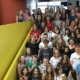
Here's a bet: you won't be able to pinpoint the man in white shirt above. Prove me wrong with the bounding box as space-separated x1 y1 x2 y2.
41 31 56 41
39 33 52 49
70 43 80 69
38 57 49 74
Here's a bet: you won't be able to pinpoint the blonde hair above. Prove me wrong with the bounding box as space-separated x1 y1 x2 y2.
56 38 65 49
53 49 60 58
18 55 25 64
16 9 23 16
45 64 54 80
26 47 32 56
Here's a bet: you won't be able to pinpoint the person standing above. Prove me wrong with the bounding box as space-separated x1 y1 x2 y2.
75 63 80 80
66 3 72 16
26 36 38 55
70 43 80 69
39 57 49 74
39 39 53 63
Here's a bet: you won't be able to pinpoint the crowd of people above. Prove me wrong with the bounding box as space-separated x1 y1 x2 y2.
16 3 80 80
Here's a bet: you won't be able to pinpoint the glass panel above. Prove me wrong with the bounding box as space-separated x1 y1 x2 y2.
48 1 61 6
31 2 36 14
41 10 45 13
38 6 47 9
37 1 62 13
54 1 61 5
64 6 67 9
38 5 47 13
38 2 48 6
48 2 54 5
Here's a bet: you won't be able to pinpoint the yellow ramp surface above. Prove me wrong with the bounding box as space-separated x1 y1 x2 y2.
3 28 32 80
0 21 32 80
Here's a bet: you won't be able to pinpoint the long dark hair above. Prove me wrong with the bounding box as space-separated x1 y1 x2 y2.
65 28 71 37
70 31 77 38
70 69 77 80
25 8 31 16
75 6 79 12
64 46 70 53
45 15 52 24
45 64 54 80
61 8 67 18
37 8 42 18
18 55 25 64
64 46 71 58
55 66 63 76
68 38 75 45
56 6 61 13
33 67 41 76
22 67 29 76
60 55 70 66
37 14 42 21
75 28 80 34
70 32 77 43
49 7 53 13
54 27 60 34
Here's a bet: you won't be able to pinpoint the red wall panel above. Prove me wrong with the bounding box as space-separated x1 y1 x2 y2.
0 0 1 25
0 0 26 25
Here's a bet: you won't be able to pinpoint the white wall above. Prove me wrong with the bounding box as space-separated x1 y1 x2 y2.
27 0 38 13
51 0 67 2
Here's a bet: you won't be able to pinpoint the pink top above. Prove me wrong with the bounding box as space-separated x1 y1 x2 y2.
23 13 30 20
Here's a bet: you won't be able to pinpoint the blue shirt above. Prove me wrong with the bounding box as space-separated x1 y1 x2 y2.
39 48 53 60
18 18 24 22
75 64 80 79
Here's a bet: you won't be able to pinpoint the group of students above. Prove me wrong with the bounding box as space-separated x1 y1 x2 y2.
17 2 80 80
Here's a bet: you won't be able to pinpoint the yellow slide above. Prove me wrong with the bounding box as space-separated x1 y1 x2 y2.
0 21 33 80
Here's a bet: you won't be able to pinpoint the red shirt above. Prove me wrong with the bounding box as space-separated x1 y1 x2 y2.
46 21 54 31
30 30 41 41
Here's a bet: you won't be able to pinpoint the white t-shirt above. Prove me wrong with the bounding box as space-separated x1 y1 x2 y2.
39 41 52 48
48 31 56 38
54 74 65 80
70 52 80 69
49 56 61 69
63 35 69 45
41 32 56 40
38 64 46 74
41 32 50 40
